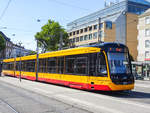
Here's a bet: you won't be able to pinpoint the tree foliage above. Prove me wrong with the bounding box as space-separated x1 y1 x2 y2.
0 34 6 52
28 50 37 55
35 19 69 52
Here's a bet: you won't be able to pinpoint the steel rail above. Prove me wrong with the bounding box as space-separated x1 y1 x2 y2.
0 98 19 113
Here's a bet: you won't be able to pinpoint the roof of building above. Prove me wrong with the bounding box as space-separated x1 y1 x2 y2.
129 0 150 6
0 31 10 41
67 0 150 30
67 0 127 32
67 0 150 32
139 8 150 17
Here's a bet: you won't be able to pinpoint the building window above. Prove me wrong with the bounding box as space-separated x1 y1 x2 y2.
73 38 75 43
84 35 88 40
69 32 72 36
106 21 112 29
84 28 88 32
145 17 150 24
89 26 92 31
94 25 97 30
93 32 97 39
145 51 150 58
69 39 72 43
73 31 75 35
89 34 92 40
76 37 79 42
77 30 79 34
80 29 83 33
145 29 150 36
145 40 150 48
128 5 147 15
80 36 83 41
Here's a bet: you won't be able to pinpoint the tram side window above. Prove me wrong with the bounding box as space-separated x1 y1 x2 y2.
75 54 88 75
21 61 26 71
26 60 35 72
5 63 10 70
39 59 46 73
16 62 20 71
65 54 88 75
89 53 97 76
97 52 107 76
47 57 57 73
58 57 64 74
65 56 76 74
11 62 14 70
3 63 7 70
3 63 8 70
3 62 14 70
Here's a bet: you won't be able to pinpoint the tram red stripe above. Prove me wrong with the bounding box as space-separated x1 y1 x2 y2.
3 73 112 91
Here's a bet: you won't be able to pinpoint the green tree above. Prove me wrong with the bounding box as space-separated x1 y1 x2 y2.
0 34 6 52
29 50 37 55
35 19 69 52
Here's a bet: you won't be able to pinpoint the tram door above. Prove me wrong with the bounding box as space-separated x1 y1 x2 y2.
58 57 64 79
88 53 97 87
88 52 108 89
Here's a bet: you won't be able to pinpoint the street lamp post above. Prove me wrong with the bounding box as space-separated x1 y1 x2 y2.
18 42 22 82
36 40 39 81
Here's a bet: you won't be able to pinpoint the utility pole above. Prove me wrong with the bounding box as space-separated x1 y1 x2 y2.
59 32 63 50
18 42 22 82
36 40 39 81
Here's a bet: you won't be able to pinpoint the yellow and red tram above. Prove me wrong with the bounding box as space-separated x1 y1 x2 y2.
2 42 134 91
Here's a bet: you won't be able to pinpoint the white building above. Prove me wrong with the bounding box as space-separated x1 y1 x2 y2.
10 44 32 58
0 31 32 59
137 9 150 61
0 31 13 59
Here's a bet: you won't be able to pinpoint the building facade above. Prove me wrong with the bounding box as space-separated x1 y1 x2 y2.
137 8 150 61
10 44 32 58
67 0 150 61
0 31 13 60
0 31 32 60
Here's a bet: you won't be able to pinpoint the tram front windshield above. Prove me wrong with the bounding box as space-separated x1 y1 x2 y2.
107 52 131 75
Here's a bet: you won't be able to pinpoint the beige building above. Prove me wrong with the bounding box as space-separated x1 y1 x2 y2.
68 21 116 47
67 0 150 61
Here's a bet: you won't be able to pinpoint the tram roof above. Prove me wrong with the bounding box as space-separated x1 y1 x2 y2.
87 42 127 49
3 42 127 62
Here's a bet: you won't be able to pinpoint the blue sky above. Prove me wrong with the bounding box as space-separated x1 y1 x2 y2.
0 0 113 50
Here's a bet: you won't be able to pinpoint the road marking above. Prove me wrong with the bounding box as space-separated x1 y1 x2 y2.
0 98 19 113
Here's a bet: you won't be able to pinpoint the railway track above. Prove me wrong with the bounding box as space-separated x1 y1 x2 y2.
0 98 19 113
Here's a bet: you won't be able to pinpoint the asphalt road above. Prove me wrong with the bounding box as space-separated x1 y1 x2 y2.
0 77 90 113
0 76 150 113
